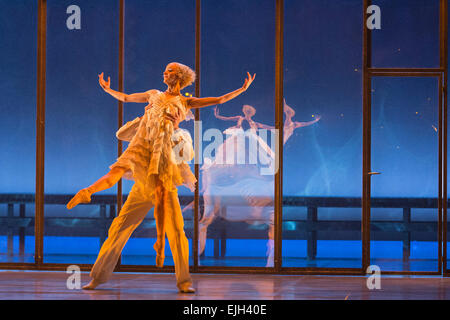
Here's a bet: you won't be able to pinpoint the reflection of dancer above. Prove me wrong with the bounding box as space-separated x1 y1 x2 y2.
282 99 321 144
214 104 274 132
198 99 321 267
66 62 255 292
214 105 275 163
215 101 321 141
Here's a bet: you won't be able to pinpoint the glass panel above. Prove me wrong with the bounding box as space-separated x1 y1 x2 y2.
282 0 363 269
44 0 118 263
0 1 37 263
370 77 439 272
121 0 196 266
371 0 440 68
199 0 275 267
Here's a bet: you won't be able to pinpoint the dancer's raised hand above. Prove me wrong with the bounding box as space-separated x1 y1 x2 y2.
98 72 111 90
242 72 256 91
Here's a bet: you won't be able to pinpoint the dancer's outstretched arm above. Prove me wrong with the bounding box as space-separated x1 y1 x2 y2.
99 72 156 103
214 106 241 121
66 166 127 210
294 115 321 128
187 72 255 109
255 122 275 130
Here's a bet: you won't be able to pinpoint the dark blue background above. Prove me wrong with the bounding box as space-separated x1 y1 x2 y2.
0 0 443 270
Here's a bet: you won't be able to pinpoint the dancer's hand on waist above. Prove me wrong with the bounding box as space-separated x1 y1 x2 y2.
164 107 182 129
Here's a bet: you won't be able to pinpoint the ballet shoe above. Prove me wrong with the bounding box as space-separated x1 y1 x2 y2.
82 279 101 290
179 286 196 294
67 188 92 210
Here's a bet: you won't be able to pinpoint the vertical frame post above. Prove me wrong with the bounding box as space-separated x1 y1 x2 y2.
35 0 47 266
193 0 201 271
115 0 125 271
362 0 372 272
274 0 284 271
440 0 448 275
439 73 443 274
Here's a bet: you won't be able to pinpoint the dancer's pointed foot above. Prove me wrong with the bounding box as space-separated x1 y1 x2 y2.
265 259 274 268
155 254 165 268
67 188 92 210
82 279 101 290
179 286 196 294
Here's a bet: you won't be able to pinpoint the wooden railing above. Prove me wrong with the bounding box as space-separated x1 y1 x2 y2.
0 194 440 260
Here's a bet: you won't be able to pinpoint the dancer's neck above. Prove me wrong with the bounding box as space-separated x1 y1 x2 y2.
165 84 180 96
164 89 180 96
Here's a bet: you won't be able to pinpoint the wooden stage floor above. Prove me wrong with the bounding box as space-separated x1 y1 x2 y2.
1 270 450 300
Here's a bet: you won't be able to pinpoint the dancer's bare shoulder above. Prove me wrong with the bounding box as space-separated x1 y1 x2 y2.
180 95 192 109
146 89 159 97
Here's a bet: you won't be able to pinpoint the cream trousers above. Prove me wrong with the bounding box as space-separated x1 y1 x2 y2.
89 181 192 290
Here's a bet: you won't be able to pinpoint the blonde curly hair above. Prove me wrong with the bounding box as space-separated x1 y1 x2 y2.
172 62 196 89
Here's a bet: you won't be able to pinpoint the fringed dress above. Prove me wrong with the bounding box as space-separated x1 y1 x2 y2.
109 90 196 203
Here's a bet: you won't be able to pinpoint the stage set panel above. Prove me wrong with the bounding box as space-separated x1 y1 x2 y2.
370 77 440 272
368 0 443 273
197 0 276 268
282 0 364 269
0 0 38 264
119 0 197 267
43 0 119 264
371 0 440 68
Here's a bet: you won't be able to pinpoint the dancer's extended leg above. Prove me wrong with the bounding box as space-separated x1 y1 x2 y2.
153 183 166 267
163 187 195 293
198 194 220 257
83 182 154 289
67 167 125 210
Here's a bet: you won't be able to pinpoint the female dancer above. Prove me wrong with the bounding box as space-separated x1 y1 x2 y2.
66 62 255 293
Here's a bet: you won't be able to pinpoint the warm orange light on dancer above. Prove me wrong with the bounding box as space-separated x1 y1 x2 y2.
66 62 255 293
